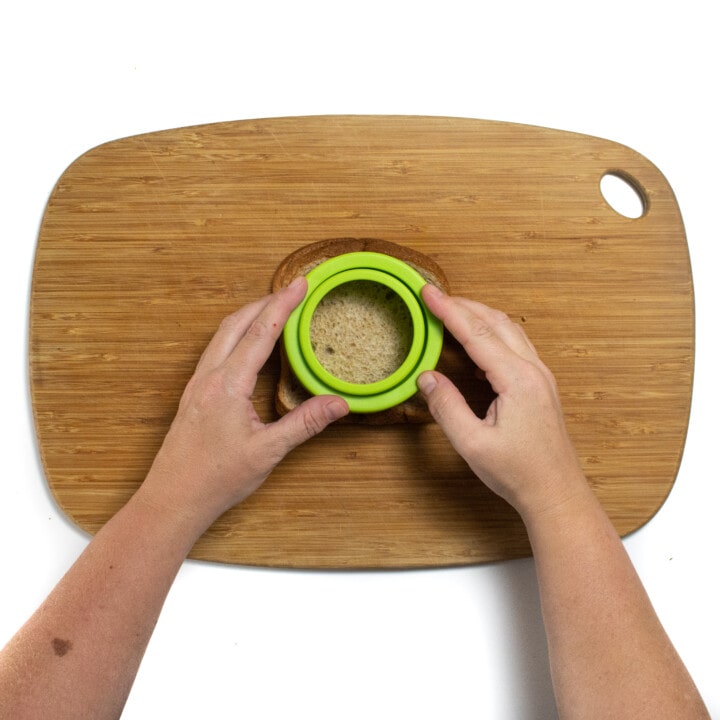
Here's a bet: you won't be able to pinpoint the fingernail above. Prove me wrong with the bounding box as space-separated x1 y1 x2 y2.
325 398 349 422
417 372 437 395
288 276 305 291
423 283 444 300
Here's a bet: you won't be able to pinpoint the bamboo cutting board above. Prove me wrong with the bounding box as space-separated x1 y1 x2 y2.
30 116 693 568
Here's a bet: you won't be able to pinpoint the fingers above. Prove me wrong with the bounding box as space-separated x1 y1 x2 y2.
416 371 483 457
450 296 538 360
195 294 275 374
226 277 307 389
198 277 308 382
421 285 537 393
267 395 349 457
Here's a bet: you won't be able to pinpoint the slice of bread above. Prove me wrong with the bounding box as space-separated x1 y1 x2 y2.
309 279 414 385
272 238 450 424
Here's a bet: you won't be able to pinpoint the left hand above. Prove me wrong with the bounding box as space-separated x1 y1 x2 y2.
142 277 349 524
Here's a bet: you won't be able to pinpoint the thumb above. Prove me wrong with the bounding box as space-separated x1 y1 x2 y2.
270 395 349 455
417 371 481 455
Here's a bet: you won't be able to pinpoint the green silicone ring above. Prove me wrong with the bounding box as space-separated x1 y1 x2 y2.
283 252 444 413
298 267 426 396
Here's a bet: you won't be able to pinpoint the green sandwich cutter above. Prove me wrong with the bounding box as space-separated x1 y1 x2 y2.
283 251 444 413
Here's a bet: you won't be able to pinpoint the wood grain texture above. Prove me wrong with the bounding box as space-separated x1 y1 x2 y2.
29 116 693 568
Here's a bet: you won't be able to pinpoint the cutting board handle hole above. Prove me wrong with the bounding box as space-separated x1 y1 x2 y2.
600 172 646 219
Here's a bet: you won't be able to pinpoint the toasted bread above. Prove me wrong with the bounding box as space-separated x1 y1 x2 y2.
272 238 450 424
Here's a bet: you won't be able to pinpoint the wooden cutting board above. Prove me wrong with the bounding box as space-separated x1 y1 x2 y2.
30 115 693 568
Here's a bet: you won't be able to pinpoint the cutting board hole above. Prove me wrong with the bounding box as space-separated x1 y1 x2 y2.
600 172 646 219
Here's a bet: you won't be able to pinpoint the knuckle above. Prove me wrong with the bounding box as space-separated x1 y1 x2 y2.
487 307 511 325
428 384 453 421
464 315 497 344
189 370 230 408
301 406 326 439
245 317 270 341
490 309 519 336
466 307 510 336
517 359 559 401
218 310 243 335
219 308 241 327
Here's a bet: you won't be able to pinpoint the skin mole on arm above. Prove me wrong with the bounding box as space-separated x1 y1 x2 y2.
52 638 72 657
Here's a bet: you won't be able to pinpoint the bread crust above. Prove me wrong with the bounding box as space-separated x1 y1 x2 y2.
272 238 450 424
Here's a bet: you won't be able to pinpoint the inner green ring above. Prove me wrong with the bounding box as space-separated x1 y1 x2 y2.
298 268 425 396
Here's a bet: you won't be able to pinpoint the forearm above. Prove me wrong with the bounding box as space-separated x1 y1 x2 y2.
0 481 207 720
416 290 708 716
0 284 347 720
523 479 709 720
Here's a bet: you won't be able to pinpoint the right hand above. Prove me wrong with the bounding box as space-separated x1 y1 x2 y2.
417 285 587 519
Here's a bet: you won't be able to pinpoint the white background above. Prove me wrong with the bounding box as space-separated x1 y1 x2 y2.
2 2 718 717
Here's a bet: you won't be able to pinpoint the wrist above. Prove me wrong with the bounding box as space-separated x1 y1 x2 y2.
110 482 213 569
518 480 603 550
133 460 224 545
512 464 594 528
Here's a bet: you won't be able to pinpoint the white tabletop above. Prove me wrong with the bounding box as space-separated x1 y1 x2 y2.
2 2 718 717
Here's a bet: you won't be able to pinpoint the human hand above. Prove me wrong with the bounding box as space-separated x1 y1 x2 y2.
142 278 349 525
417 285 586 519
